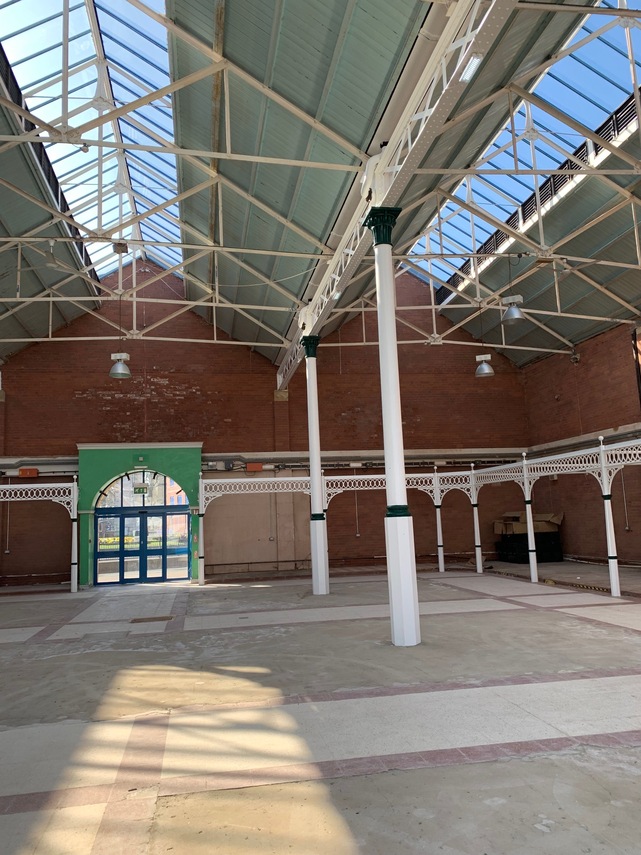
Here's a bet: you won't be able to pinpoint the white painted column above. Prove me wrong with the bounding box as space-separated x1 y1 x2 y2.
198 475 205 586
364 206 420 647
522 454 539 584
301 336 329 595
470 465 483 574
599 437 621 598
433 466 445 572
70 476 78 593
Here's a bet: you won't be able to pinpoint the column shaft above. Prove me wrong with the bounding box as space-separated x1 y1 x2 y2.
375 242 409 509
198 478 205 585
524 500 539 584
302 337 329 595
70 480 78 593
435 505 445 573
603 496 621 597
365 207 420 647
472 504 483 574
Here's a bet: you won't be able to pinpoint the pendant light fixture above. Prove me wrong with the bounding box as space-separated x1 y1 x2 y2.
109 270 131 379
502 255 525 326
502 295 525 325
474 301 494 378
475 353 494 377
109 353 131 379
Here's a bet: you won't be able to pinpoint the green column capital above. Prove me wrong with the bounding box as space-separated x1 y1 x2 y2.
363 207 402 246
301 335 320 358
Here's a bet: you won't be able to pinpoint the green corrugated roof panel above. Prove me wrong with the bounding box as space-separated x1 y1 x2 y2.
167 0 428 348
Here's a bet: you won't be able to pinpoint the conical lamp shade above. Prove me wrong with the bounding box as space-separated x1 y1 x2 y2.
109 359 131 379
475 360 495 378
502 304 525 325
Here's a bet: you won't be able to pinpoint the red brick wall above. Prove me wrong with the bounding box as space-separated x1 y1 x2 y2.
1 266 529 456
3 261 640 583
2 265 277 456
0 497 71 585
294 272 529 451
530 467 641 567
521 324 641 567
522 325 641 446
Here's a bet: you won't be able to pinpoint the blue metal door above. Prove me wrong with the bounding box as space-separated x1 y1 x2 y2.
95 508 190 584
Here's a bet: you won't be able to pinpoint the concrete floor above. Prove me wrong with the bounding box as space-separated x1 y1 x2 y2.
2 564 641 853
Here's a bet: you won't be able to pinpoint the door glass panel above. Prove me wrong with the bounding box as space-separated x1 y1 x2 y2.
124 517 140 550
97 517 119 551
147 555 163 579
147 516 163 550
124 557 140 580
167 554 188 580
97 557 119 583
167 514 188 550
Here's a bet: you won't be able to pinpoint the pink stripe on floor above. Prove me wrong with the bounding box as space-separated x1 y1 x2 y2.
1 728 640 817
89 714 169 855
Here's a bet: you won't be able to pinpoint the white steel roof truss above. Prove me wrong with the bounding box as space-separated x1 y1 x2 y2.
276 0 519 388
121 112 332 251
159 208 304 309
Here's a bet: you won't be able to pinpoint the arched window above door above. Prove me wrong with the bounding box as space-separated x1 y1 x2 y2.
97 470 188 509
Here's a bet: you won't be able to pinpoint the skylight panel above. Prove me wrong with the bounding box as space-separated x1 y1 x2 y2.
410 1 641 288
1 0 180 282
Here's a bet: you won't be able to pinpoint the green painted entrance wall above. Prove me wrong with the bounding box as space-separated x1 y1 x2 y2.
77 443 202 586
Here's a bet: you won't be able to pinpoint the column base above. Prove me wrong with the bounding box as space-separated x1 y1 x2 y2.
310 517 329 595
384 515 421 646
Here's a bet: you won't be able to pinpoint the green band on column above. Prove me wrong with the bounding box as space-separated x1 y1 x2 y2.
363 207 402 246
301 335 320 358
386 504 410 518
311 512 326 521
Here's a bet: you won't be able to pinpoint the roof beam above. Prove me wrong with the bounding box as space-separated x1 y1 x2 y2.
181 272 289 343
0 134 360 171
0 177 97 238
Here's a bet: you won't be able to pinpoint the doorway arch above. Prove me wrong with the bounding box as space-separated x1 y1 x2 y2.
94 470 190 584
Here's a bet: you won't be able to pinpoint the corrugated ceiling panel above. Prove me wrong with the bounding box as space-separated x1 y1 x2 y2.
167 0 428 353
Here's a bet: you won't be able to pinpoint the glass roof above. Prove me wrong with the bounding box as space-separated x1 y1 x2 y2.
410 1 641 290
2 0 641 347
0 0 179 276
